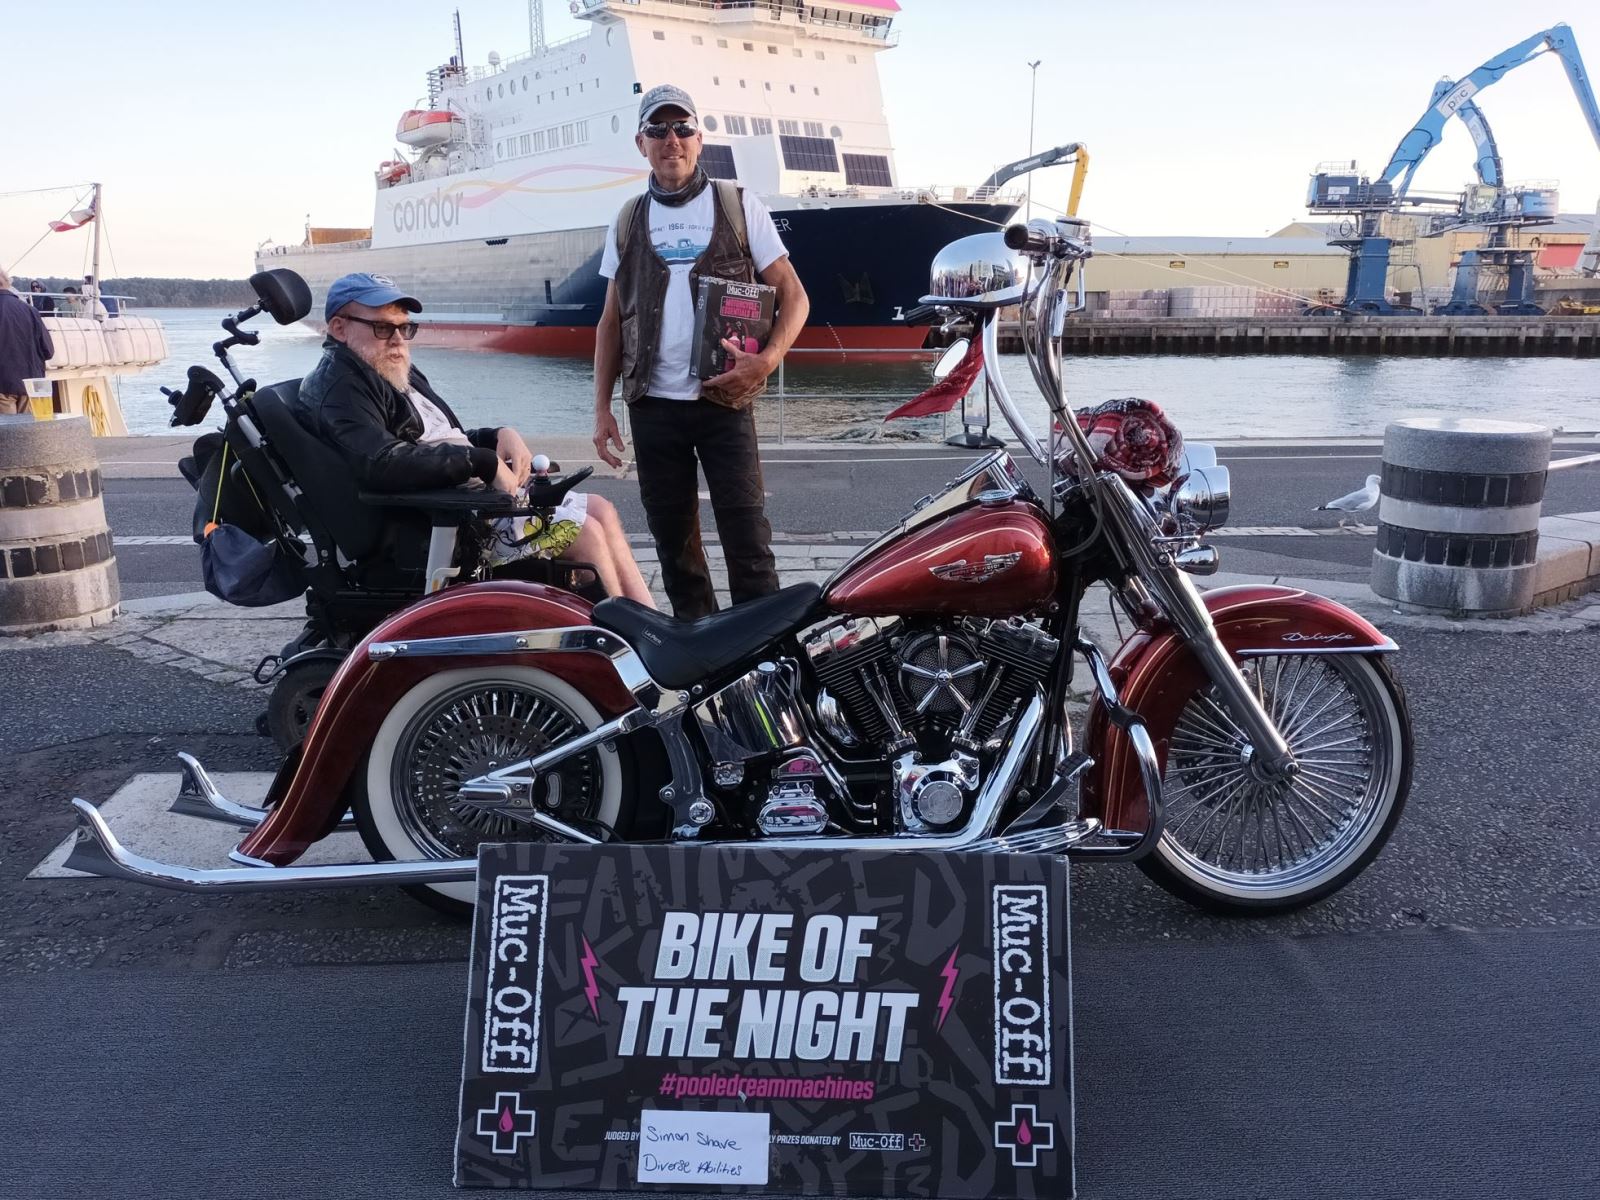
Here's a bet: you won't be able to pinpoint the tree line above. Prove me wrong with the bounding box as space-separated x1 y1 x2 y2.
21 277 254 307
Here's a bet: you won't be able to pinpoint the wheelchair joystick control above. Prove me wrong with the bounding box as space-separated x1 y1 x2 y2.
531 454 551 477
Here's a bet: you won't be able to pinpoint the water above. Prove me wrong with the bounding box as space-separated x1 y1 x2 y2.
121 307 1600 441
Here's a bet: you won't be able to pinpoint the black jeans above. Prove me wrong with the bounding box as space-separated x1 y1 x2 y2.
628 396 779 620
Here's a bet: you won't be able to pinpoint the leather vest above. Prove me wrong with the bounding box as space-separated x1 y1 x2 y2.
613 182 764 408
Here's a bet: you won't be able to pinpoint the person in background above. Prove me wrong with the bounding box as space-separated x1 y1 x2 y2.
61 285 82 315
0 267 54 416
28 280 54 314
592 83 810 621
295 273 654 605
79 276 108 319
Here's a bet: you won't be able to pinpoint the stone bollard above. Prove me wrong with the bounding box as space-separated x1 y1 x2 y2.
1371 416 1551 616
0 415 120 633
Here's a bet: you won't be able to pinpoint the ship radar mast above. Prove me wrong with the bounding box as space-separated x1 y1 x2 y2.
529 0 545 55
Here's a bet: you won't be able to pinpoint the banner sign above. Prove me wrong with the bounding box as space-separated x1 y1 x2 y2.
456 844 1073 1198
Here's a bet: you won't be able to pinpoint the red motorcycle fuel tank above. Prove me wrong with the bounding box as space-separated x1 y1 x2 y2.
825 500 1056 617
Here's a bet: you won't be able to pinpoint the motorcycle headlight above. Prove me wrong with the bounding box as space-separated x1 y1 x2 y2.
1173 465 1230 533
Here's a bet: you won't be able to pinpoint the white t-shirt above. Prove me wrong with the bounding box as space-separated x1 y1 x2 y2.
599 185 788 400
409 389 471 447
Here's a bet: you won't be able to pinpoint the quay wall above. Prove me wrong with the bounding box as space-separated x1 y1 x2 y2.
994 316 1600 357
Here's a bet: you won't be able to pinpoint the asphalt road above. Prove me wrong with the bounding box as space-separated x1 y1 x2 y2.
7 440 1600 1196
4 619 1600 1195
100 440 1600 599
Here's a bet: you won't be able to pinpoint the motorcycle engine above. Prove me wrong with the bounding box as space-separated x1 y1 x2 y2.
802 615 1058 831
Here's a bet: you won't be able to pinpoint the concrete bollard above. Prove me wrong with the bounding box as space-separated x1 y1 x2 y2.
0 415 120 634
1371 416 1551 616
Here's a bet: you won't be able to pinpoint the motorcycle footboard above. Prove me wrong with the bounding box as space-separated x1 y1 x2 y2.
63 799 475 893
167 751 356 831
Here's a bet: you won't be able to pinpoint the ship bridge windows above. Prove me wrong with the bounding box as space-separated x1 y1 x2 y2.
752 117 772 135
725 115 748 136
700 144 737 181
717 38 728 47
780 135 839 173
843 154 892 187
767 44 778 54
804 121 823 137
778 119 800 136
653 30 665 40
692 35 704 45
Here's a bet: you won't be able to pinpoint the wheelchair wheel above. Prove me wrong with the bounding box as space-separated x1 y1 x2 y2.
265 657 341 753
351 665 636 918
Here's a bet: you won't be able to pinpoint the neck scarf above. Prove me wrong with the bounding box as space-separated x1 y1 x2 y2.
649 165 709 208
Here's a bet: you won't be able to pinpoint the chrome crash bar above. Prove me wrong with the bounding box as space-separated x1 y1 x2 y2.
1067 638 1166 861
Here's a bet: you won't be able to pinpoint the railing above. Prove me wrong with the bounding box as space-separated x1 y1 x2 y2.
577 0 900 43
24 291 140 317
262 240 374 255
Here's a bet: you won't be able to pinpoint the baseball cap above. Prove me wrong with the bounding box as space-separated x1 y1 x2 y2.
638 84 698 129
324 272 423 322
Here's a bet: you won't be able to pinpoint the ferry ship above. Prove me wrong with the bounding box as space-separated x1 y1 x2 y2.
256 0 1020 354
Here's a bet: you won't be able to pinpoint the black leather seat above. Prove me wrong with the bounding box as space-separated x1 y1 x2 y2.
591 583 824 689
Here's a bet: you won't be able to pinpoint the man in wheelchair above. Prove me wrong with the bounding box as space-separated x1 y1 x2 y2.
294 273 654 607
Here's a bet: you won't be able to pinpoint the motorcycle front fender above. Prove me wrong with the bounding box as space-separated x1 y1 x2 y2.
237 581 638 866
1080 585 1397 834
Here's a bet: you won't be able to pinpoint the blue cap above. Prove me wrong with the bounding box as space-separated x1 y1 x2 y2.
324 273 422 322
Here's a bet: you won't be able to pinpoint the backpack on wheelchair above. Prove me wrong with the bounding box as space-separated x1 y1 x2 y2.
167 268 603 750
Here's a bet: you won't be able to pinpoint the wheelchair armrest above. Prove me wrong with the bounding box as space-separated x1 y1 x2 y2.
358 487 519 525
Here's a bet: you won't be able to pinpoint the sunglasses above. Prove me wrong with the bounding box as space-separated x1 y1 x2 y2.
642 120 699 140
341 315 419 342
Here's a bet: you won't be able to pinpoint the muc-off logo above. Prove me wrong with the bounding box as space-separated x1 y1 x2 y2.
390 189 463 234
482 874 550 1073
992 884 1052 1087
849 1132 905 1152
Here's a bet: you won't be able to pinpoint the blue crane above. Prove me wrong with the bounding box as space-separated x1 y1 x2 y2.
1307 22 1600 315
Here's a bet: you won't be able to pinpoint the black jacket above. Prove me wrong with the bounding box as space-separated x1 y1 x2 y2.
293 338 501 491
0 290 54 396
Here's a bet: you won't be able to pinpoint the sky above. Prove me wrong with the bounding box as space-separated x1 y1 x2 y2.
6 0 1599 279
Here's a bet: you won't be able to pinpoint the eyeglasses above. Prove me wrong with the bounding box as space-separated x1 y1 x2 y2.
341 315 419 342
642 120 699 140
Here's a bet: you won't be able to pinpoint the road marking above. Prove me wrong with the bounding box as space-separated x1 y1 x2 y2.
31 772 359 880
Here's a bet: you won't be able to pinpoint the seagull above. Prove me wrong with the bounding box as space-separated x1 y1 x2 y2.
1316 474 1381 527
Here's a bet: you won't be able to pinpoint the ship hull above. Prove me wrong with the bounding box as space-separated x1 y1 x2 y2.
258 200 1015 357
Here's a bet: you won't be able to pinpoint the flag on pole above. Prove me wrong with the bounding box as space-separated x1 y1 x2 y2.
48 202 97 233
883 337 985 421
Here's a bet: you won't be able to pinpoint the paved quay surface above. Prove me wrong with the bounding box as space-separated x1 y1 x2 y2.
4 435 1600 1197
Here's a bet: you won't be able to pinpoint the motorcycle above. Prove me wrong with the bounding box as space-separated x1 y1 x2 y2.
68 196 1413 919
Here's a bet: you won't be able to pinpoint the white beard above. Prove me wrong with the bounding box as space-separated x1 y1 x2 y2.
373 356 410 391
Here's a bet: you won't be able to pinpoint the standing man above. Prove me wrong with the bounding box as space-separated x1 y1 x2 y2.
593 83 810 620
0 268 54 416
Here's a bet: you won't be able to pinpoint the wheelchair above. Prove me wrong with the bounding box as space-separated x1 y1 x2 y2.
167 268 604 750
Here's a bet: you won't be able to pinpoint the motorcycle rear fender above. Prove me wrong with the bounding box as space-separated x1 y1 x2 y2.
1080 585 1397 833
237 581 638 866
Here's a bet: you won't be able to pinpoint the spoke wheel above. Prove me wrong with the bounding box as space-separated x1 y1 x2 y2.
1139 653 1412 914
353 666 630 917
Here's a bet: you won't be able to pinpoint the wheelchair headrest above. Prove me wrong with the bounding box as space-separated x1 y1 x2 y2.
250 380 389 562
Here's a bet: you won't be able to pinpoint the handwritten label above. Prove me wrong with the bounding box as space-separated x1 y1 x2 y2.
637 1109 770 1185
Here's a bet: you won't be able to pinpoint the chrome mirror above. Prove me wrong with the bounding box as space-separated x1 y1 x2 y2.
932 338 971 380
921 232 1035 310
1173 465 1231 533
1180 443 1217 473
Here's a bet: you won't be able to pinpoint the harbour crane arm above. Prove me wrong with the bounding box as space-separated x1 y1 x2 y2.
979 144 1089 215
1437 85 1502 190
1380 24 1600 195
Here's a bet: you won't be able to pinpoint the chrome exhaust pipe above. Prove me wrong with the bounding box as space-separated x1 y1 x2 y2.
63 799 475 893
167 752 356 831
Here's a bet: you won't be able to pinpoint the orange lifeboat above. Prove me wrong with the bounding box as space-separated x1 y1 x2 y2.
376 159 412 186
396 108 465 148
